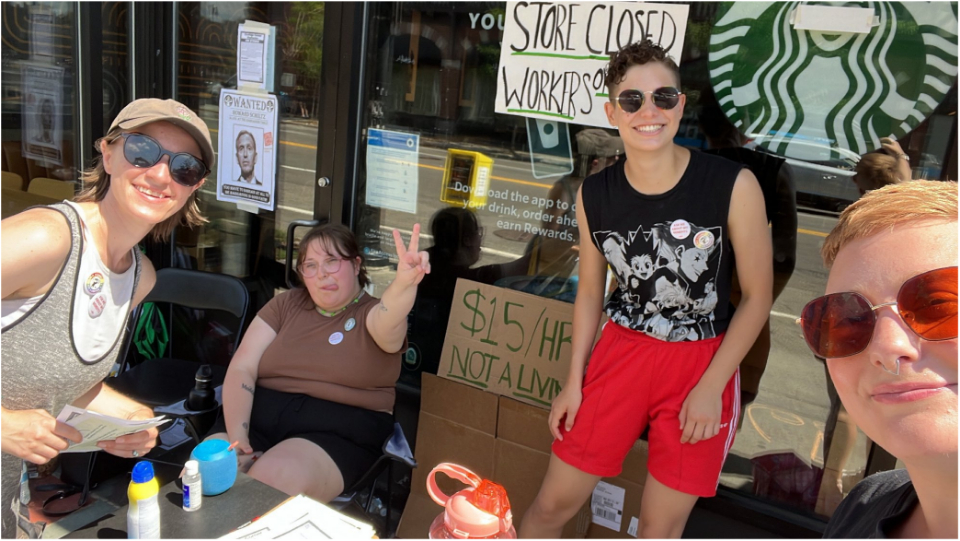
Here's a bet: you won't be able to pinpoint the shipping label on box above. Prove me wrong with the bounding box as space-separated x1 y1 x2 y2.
591 480 626 531
439 279 574 408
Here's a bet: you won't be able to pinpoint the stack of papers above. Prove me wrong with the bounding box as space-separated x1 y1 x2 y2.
55 405 169 453
219 494 377 539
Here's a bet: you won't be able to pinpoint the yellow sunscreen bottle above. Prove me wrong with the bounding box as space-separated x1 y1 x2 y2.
127 461 160 539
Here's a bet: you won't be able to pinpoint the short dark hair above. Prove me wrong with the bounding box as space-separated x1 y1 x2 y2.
604 39 681 95
236 130 257 152
430 207 481 256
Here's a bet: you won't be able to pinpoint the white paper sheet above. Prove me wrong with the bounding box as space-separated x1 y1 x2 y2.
55 405 169 453
219 494 375 539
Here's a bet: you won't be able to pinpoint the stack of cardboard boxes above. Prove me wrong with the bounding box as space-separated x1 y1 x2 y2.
398 280 650 539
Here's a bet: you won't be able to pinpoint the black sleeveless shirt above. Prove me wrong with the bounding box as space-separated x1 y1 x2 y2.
581 150 742 342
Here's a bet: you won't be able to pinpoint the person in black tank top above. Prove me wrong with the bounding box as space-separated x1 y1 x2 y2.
519 41 773 539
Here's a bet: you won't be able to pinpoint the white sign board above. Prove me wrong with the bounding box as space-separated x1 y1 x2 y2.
495 1 689 128
365 128 420 214
237 22 275 92
217 89 278 211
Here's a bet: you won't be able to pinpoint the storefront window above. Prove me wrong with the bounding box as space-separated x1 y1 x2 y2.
173 2 322 279
102 2 131 127
1 2 80 196
350 0 957 525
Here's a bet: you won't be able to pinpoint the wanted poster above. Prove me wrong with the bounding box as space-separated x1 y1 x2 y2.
217 89 278 211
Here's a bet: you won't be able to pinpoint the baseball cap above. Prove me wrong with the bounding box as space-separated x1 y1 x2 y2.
108 99 216 170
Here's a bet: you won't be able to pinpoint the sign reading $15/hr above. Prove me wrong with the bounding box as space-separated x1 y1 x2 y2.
439 279 574 409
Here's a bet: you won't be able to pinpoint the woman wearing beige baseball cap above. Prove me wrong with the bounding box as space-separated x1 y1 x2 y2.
0 98 213 537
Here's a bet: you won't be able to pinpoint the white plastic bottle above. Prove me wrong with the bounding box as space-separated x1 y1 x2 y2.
127 461 160 539
182 460 202 512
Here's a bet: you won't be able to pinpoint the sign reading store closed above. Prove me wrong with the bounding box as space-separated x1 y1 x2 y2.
495 1 689 127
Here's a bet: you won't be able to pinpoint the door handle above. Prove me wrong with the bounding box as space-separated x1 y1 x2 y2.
317 177 331 187
284 219 325 289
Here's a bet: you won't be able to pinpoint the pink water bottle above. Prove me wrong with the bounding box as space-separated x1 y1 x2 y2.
427 463 517 539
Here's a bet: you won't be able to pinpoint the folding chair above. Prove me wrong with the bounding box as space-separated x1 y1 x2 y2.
331 422 417 537
107 268 249 444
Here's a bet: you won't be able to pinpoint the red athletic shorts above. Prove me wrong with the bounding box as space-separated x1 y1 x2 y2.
552 321 740 497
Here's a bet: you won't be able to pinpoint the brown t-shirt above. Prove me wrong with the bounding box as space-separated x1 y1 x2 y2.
256 290 400 412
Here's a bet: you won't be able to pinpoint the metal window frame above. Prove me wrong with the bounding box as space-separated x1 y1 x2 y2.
76 2 104 171
313 2 367 227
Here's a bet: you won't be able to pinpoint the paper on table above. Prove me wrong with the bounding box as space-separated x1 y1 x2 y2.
55 405 169 453
218 494 376 539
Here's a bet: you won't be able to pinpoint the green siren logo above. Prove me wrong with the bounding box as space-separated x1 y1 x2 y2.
709 2 958 159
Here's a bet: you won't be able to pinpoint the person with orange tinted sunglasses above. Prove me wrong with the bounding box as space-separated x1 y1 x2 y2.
798 180 957 538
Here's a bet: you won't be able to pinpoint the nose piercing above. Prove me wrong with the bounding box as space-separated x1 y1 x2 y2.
881 358 901 376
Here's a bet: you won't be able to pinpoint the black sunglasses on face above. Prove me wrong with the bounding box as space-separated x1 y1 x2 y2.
111 132 208 187
613 87 682 113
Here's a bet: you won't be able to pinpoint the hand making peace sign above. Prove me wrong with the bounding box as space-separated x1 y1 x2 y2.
392 223 431 287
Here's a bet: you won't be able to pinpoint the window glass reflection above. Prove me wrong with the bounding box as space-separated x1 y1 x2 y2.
351 1 957 524
173 2 322 279
0 2 79 201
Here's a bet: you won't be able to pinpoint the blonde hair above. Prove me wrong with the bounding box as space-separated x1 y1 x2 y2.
75 131 207 242
853 152 901 192
821 180 958 267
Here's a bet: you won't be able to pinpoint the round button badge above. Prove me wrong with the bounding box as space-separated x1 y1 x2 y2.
670 220 691 240
84 272 105 295
88 294 107 318
329 332 344 345
694 230 715 250
344 318 356 332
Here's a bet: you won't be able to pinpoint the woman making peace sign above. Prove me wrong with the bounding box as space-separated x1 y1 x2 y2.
211 223 429 502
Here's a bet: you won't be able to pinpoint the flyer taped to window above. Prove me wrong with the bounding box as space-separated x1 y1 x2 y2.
217 90 278 211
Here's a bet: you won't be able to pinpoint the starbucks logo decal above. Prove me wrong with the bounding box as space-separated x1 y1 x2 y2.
709 2 958 158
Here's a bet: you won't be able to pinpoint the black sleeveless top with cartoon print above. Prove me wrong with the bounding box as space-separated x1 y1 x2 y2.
581 150 742 342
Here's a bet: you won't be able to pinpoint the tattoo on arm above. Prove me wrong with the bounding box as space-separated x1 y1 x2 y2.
242 422 249 430
379 302 388 312
241 383 255 396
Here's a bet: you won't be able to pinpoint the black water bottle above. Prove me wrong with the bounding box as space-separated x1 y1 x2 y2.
186 364 215 411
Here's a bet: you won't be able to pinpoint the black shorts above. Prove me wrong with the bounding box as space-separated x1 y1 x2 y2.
208 386 394 489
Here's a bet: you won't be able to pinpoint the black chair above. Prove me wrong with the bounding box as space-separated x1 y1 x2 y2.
107 268 249 444
331 422 417 537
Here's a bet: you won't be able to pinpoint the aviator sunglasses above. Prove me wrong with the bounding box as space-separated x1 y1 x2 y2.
111 132 208 187
798 266 958 359
612 87 682 113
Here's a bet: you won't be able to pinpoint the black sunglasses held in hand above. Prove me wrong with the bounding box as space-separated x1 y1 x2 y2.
613 87 682 113
112 133 208 187
798 266 958 359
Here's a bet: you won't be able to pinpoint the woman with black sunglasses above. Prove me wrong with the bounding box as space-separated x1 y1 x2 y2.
799 180 957 538
520 40 773 539
1 99 213 538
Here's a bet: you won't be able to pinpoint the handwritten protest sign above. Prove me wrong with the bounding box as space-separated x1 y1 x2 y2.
495 1 689 127
439 279 575 409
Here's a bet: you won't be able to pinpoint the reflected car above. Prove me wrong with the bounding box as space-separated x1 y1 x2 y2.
748 134 860 213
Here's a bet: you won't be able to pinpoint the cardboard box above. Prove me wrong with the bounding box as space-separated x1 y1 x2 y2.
585 477 646 539
494 395 590 538
439 280 575 408
398 375 590 538
400 279 624 539
580 440 648 538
